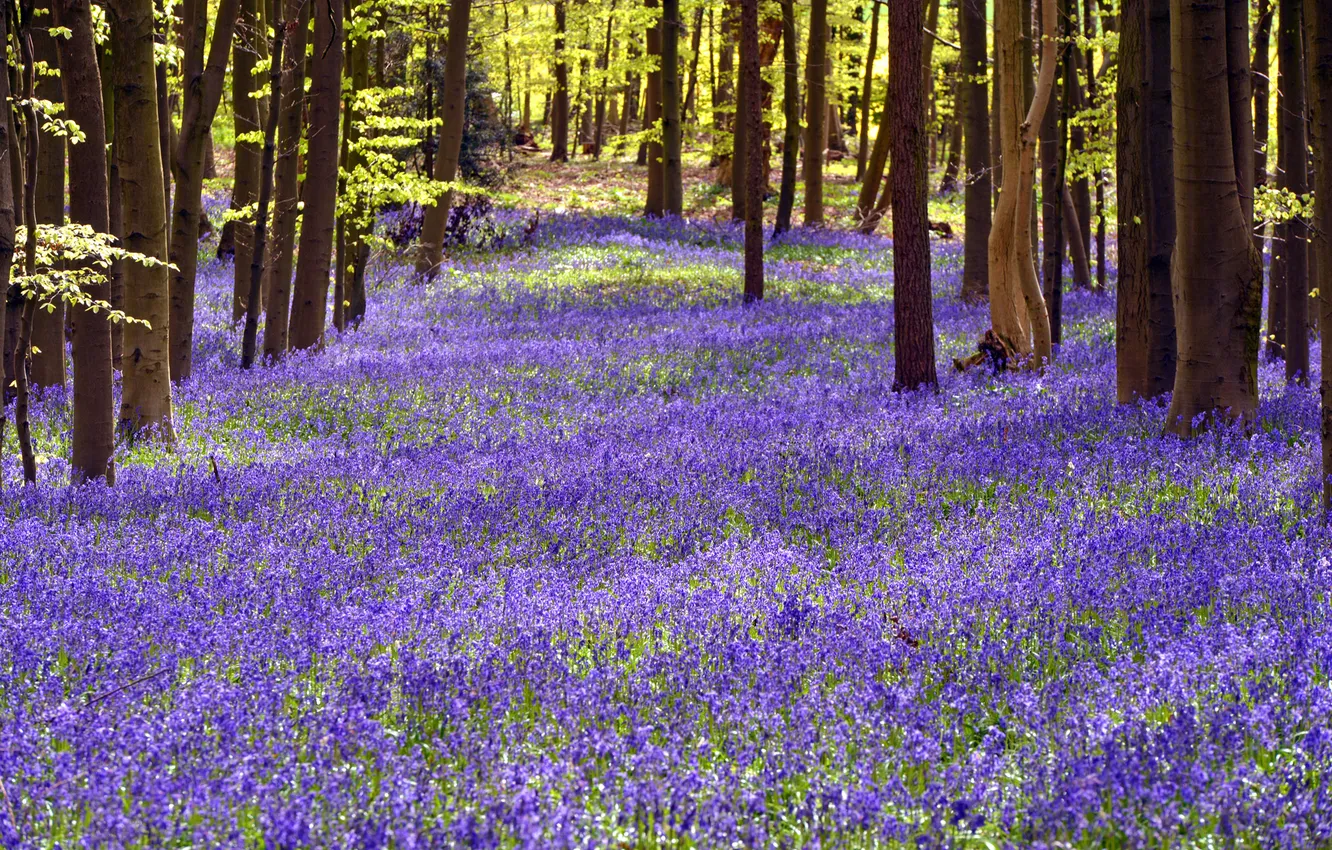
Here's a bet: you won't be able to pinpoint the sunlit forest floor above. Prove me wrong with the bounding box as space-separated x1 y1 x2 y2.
1 165 1329 847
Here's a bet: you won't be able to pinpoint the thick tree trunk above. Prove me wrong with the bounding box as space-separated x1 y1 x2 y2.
262 0 310 360
31 4 65 388
1039 0 1066 347
1307 0 1332 510
1279 0 1309 383
1143 0 1177 384
231 0 263 321
287 0 344 351
986 0 1057 363
891 0 936 391
856 0 880 180
773 0 799 234
1164 0 1263 435
803 0 826 225
167 0 239 383
739 0 763 302
54 0 114 483
111 0 177 438
414 0 472 278
661 0 683 215
551 0 570 162
960 0 991 302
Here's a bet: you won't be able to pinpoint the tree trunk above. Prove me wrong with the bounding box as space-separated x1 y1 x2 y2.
856 0 880 181
1142 0 1177 384
1307 0 1332 510
54 0 114 483
645 0 665 216
713 7 733 171
803 0 826 225
1062 184 1092 289
1164 0 1263 434
414 0 472 277
31 3 65 388
110 0 176 439
1253 0 1273 268
939 114 962 192
551 0 570 162
242 5 285 369
102 47 124 372
1280 0 1309 383
592 4 615 158
661 0 683 215
155 0 171 213
960 0 991 302
1039 0 1066 345
287 0 344 351
774 0 799 234
262 0 310 360
891 0 936 390
739 0 763 302
231 0 263 321
987 0 1057 363
684 5 704 121
167 0 239 383
343 0 371 326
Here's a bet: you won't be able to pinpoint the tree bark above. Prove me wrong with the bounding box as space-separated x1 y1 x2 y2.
712 6 733 171
167 0 239 383
31 2 65 388
803 0 826 225
1143 0 1177 385
684 5 704 121
646 0 664 216
1039 0 1066 346
739 0 763 302
774 0 799 234
54 0 114 483
287 0 344 351
1279 0 1309 383
891 0 936 390
242 5 285 369
1306 0 1332 510
661 0 683 215
856 0 880 181
551 0 570 161
231 0 263 321
262 0 310 359
986 0 1057 363
1164 0 1263 435
413 0 472 278
960 0 990 302
111 0 177 438
1253 0 1273 269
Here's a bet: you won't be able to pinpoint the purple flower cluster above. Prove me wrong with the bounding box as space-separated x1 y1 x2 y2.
0 212 1328 848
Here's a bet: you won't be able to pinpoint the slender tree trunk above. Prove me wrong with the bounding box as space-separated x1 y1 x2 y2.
593 4 615 158
243 7 285 369
960 0 990 302
1280 0 1309 383
891 0 936 390
551 0 570 161
413 0 471 277
713 7 734 171
940 114 962 192
1038 0 1066 346
774 0 800 234
287 0 344 350
662 0 683 215
1253 0 1273 269
262 0 310 360
803 0 826 224
16 27 41 482
101 47 124 372
0 13 14 472
54 0 114 483
1062 184 1092 288
645 0 665 215
856 0 880 181
231 0 263 321
111 0 177 438
167 0 239 383
343 0 371 326
31 3 65 388
739 0 763 301
1164 0 1263 434
684 5 704 121
1307 0 1332 510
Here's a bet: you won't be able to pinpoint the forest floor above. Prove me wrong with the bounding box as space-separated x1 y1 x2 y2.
0 175 1327 847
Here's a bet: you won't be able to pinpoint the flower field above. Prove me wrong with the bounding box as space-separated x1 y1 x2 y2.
1 214 1330 848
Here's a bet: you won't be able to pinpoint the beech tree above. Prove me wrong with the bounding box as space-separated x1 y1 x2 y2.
1164 0 1261 434
1308 0 1332 509
110 0 176 437
288 0 344 351
31 0 64 388
987 0 1057 363
661 0 682 215
803 0 826 225
230 0 264 321
54 0 114 483
739 0 762 301
1278 0 1308 383
773 0 799 234
959 0 990 303
890 0 936 389
415 0 473 277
